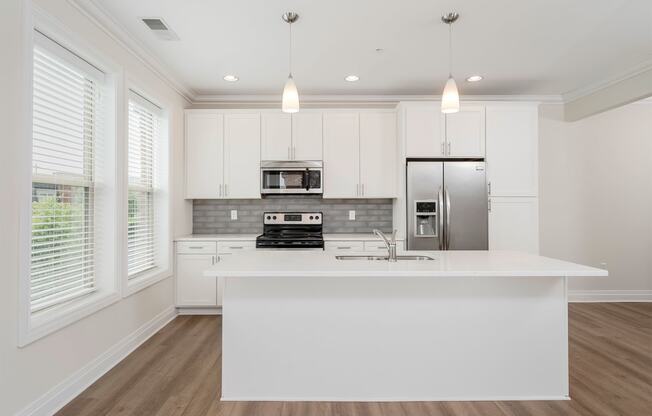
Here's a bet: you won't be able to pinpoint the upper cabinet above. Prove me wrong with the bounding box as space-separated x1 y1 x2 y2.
261 113 292 160
323 112 360 198
402 103 484 158
323 111 397 198
404 103 445 158
292 112 323 160
485 105 538 196
261 112 323 161
445 105 485 157
185 112 223 199
359 112 397 198
185 110 260 199
223 113 261 199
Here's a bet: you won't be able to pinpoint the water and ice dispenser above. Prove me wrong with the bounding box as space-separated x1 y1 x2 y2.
414 200 437 237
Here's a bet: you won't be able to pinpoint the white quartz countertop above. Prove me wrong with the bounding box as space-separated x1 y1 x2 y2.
175 233 392 242
203 250 608 278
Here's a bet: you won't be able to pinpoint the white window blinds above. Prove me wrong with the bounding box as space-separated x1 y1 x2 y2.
31 33 104 312
127 92 160 278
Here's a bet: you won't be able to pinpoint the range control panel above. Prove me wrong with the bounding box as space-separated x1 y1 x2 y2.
263 212 323 225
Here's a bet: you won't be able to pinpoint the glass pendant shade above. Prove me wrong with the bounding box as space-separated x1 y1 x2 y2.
441 76 460 114
282 74 299 113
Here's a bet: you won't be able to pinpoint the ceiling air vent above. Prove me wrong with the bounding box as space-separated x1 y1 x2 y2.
141 18 180 41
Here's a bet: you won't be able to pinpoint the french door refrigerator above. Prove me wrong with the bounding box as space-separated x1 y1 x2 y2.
406 160 488 250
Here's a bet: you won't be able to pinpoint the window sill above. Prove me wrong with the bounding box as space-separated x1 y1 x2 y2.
123 267 172 298
19 289 121 347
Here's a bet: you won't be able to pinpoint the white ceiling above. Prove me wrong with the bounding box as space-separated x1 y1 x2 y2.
92 0 651 99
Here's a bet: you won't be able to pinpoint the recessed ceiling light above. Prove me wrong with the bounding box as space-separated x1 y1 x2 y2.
223 75 239 82
345 75 360 82
466 75 483 82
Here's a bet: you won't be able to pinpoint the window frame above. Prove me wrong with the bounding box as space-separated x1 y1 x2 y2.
121 81 172 298
18 9 122 347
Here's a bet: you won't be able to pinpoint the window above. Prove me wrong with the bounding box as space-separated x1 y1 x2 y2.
127 92 162 278
30 32 105 313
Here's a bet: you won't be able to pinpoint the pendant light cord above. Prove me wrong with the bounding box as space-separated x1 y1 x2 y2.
289 22 293 77
448 22 453 78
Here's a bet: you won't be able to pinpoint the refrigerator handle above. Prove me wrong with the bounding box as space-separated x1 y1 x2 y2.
445 187 451 250
438 186 444 250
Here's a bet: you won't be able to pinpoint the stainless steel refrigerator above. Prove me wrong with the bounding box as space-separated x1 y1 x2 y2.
406 160 488 250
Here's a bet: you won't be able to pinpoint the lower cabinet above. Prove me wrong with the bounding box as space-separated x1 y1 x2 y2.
176 253 218 307
324 240 405 253
488 197 539 254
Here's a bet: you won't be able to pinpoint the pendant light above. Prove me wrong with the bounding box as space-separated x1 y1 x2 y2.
282 12 299 113
441 12 460 114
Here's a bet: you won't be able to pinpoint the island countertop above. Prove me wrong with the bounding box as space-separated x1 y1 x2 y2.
204 250 607 278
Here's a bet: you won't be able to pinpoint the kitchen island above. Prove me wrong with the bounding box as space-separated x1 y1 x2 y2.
205 250 606 402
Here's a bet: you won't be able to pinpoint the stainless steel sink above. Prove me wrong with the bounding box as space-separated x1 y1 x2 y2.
335 255 435 261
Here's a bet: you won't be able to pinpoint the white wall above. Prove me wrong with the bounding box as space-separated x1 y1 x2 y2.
539 101 652 299
0 1 191 415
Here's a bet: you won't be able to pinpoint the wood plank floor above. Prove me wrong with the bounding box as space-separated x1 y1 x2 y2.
57 303 652 416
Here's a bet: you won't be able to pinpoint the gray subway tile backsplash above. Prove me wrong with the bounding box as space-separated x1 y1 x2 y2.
192 197 393 234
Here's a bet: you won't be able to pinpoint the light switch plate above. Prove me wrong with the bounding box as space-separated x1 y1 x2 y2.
231 210 238 220
349 210 356 220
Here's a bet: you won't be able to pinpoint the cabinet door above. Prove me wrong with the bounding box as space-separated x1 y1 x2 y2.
261 113 292 160
446 105 485 157
185 112 223 198
488 197 539 254
485 106 538 196
323 113 360 198
223 113 261 199
405 104 445 158
292 112 323 160
176 254 217 307
360 112 397 198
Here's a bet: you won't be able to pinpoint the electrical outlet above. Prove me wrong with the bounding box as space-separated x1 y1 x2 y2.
600 262 607 269
230 210 237 220
349 210 356 220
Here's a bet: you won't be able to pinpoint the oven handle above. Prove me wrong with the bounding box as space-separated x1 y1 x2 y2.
305 168 310 191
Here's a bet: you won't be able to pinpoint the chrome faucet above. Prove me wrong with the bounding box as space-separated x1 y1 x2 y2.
373 229 397 262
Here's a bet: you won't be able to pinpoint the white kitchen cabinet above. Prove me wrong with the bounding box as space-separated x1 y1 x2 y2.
324 111 397 198
261 113 292 160
223 114 261 198
261 112 323 161
324 241 365 252
488 197 539 254
485 105 538 196
176 253 217 307
292 112 323 160
185 112 223 198
445 105 485 157
359 112 397 198
216 241 257 306
323 112 360 198
404 103 445 158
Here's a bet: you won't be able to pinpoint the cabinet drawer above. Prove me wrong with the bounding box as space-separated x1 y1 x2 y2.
217 240 256 253
363 241 404 252
176 241 217 254
324 241 365 252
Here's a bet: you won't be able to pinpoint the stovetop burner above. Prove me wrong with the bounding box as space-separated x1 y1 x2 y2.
256 212 324 249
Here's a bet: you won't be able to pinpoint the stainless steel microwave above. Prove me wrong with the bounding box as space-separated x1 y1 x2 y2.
260 161 323 195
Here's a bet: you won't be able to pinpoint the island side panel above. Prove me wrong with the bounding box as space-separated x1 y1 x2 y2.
222 275 568 401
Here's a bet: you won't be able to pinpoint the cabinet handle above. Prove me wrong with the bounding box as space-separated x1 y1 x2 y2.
293 146 296 160
441 142 445 155
228 246 244 250
224 184 228 197
188 246 204 249
337 246 352 250
211 255 215 265
488 181 492 195
488 198 492 212
288 147 291 159
447 141 451 155
219 184 222 197
361 183 365 196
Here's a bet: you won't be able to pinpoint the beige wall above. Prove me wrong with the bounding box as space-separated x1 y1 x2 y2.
0 1 191 414
539 101 652 295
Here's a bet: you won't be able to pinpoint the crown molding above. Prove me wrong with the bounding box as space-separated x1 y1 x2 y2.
190 93 563 107
67 0 194 103
562 58 652 103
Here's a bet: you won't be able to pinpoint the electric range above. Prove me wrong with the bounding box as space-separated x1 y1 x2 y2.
255 212 324 249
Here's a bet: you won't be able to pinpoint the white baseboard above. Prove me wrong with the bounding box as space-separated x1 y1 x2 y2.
569 290 652 302
177 307 222 315
15 306 178 416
